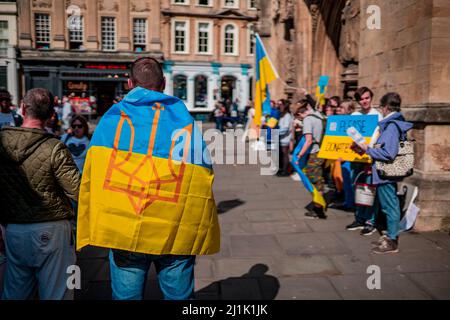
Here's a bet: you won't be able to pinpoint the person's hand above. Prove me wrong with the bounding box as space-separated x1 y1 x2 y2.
350 142 367 155
299 88 308 97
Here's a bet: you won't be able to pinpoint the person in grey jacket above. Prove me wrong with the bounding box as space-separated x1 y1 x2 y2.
354 92 413 254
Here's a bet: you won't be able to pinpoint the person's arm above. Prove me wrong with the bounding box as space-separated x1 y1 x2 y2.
359 124 400 162
51 142 81 201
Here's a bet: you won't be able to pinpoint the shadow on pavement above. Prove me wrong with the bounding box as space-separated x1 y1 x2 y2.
217 199 245 214
195 264 280 300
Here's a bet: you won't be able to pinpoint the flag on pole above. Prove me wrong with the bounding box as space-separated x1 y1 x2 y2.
254 34 279 126
315 75 330 107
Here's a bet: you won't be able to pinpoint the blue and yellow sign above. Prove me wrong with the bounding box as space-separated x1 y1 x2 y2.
318 115 379 163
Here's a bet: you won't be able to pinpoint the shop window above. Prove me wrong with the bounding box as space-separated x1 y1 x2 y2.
101 17 116 51
35 13 51 49
133 18 147 52
69 15 84 50
194 75 208 108
173 75 187 101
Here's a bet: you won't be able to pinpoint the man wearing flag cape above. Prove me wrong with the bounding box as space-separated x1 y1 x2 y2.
77 57 220 300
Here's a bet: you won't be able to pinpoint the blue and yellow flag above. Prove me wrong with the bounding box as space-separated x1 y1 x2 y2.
77 87 220 256
315 75 330 107
291 136 327 209
254 34 279 126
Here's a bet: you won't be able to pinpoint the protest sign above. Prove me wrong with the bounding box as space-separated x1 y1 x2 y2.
318 115 378 163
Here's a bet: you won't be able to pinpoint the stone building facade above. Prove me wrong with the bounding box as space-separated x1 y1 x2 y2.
160 0 258 113
0 0 19 105
259 0 450 231
17 0 163 115
16 0 258 115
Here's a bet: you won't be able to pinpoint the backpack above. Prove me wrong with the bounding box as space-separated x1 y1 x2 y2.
374 121 415 179
304 113 326 146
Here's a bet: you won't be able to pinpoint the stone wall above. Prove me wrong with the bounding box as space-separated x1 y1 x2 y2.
358 0 450 231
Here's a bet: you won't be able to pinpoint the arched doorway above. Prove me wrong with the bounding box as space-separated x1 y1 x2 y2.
194 75 208 108
221 75 236 103
173 74 187 101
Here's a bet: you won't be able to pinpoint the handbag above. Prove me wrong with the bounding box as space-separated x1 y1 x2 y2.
374 122 414 178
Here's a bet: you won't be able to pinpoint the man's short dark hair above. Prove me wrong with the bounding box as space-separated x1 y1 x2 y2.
130 57 164 90
23 88 54 121
380 92 402 112
354 87 374 101
329 96 341 106
0 89 11 101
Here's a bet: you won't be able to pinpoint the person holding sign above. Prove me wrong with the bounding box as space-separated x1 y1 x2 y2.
353 92 413 254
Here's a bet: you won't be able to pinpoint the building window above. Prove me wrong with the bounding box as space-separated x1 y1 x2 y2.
0 21 8 56
197 22 211 54
248 0 256 9
247 24 255 55
69 16 84 50
133 18 147 52
173 21 188 53
224 24 237 55
173 75 187 101
101 17 116 51
195 75 208 108
172 0 189 4
197 0 210 5
223 0 238 8
35 13 51 49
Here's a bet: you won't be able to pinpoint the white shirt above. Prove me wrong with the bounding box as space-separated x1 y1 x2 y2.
352 107 383 122
62 134 90 172
0 112 15 129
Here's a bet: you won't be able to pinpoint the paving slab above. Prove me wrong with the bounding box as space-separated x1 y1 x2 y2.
406 272 450 300
230 235 285 257
213 257 279 278
329 273 432 300
244 209 292 222
277 233 352 256
276 255 341 277
275 277 342 300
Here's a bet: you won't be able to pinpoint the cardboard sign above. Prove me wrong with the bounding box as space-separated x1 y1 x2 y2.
318 115 379 163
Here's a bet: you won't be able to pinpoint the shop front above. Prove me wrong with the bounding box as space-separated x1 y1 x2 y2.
21 61 131 116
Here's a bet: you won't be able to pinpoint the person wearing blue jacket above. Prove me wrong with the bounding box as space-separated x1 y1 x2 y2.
354 92 413 254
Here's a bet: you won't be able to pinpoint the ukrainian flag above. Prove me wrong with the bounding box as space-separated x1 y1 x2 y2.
254 34 279 126
315 75 330 107
77 87 220 256
291 136 327 209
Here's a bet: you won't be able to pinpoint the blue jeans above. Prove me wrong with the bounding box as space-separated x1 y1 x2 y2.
215 117 224 132
342 161 355 208
375 183 401 240
1 220 76 300
109 250 195 300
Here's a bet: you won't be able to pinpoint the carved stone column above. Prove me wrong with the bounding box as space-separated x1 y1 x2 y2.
18 0 32 48
86 0 98 49
118 0 130 50
52 0 66 49
149 1 161 51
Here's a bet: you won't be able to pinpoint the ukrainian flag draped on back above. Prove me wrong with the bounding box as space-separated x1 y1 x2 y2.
77 87 220 256
254 34 279 126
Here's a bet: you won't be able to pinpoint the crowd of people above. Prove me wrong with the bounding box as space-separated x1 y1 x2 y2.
0 61 412 300
237 86 413 255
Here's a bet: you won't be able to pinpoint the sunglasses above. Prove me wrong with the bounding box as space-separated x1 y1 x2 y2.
72 124 83 129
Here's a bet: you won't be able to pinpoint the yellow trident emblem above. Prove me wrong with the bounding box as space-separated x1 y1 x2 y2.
103 103 193 215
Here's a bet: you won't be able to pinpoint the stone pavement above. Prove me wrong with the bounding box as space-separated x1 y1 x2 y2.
75 132 450 300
